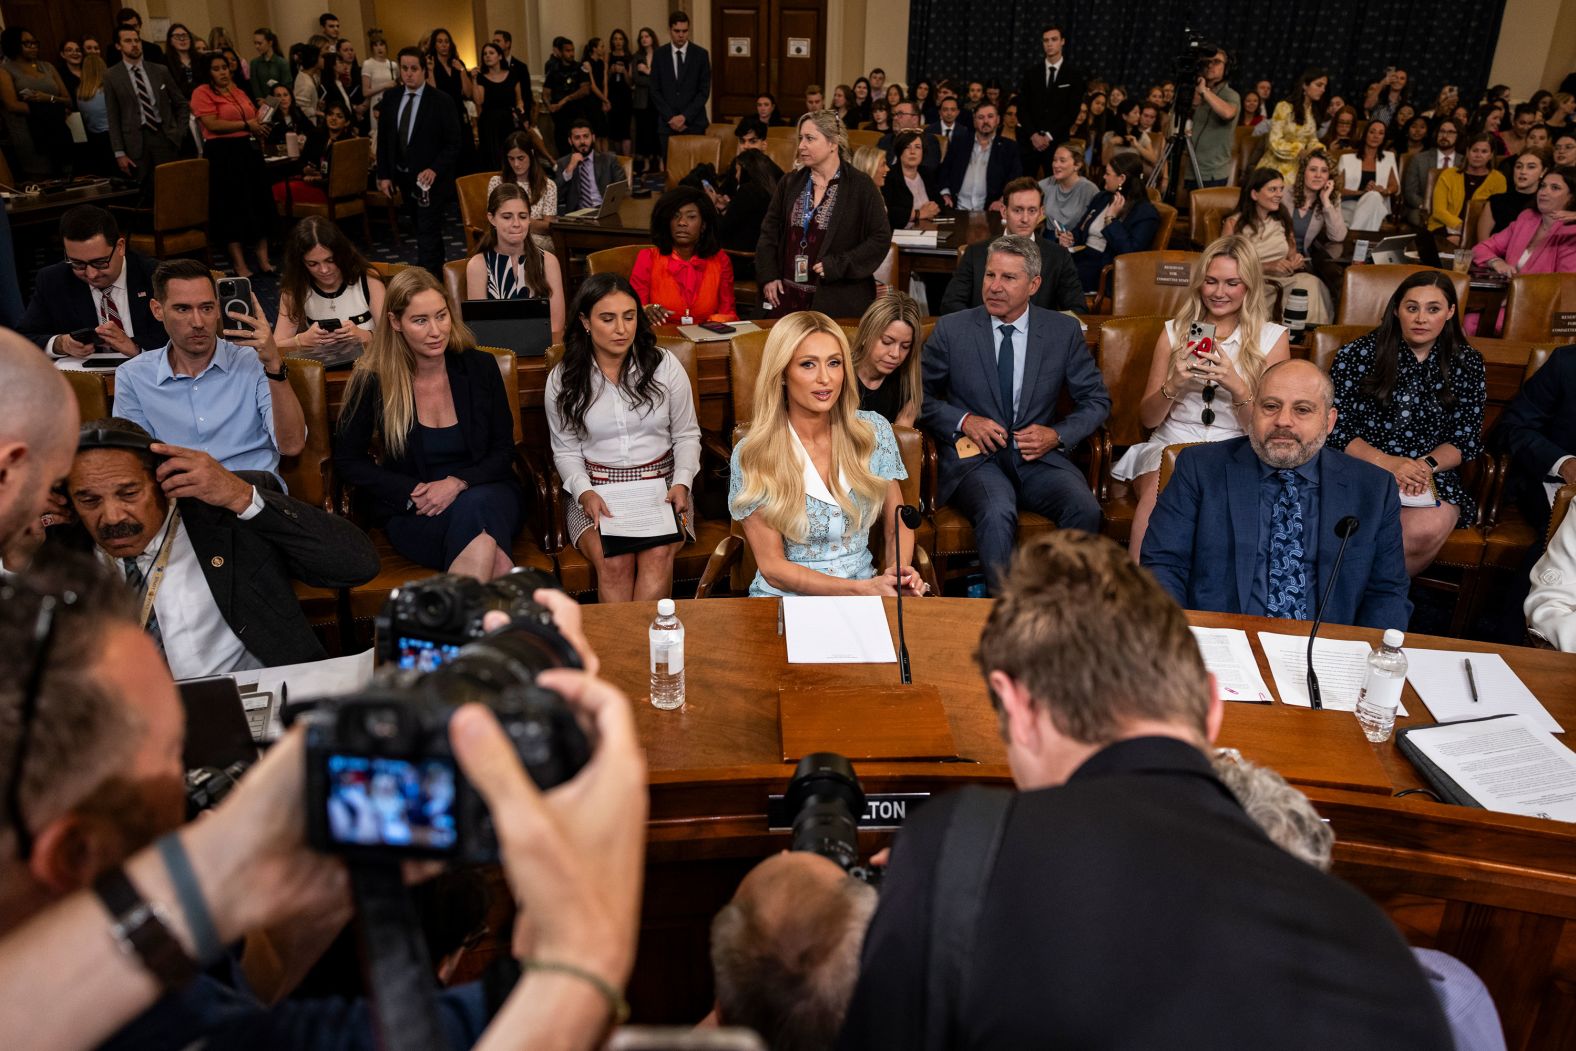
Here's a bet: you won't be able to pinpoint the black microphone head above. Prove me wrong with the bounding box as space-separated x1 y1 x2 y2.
898 504 922 530
1334 516 1360 539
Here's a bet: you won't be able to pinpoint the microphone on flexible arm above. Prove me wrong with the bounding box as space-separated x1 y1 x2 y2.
1306 516 1361 711
893 504 923 685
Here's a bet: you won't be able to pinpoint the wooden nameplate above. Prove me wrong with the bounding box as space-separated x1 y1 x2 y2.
778 683 957 762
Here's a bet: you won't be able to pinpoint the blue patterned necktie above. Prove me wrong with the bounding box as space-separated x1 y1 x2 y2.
1267 469 1308 620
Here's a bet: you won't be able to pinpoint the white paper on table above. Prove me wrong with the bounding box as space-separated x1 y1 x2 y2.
1404 649 1563 733
678 320 761 342
1257 632 1407 714
1403 714 1576 821
1189 627 1275 703
237 649 375 738
782 596 897 664
594 478 679 538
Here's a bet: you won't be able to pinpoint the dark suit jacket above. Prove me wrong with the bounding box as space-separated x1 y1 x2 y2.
374 84 462 186
756 165 892 319
1496 342 1576 538
1016 60 1085 143
1141 437 1412 629
838 737 1452 1050
919 305 1109 506
332 349 519 522
925 120 969 146
878 131 941 184
938 134 1023 209
553 151 625 213
940 236 1084 315
880 171 940 231
651 43 710 132
178 482 380 668
19 252 167 352
1070 192 1160 272
103 60 190 162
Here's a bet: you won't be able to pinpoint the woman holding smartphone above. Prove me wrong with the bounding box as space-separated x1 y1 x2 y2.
1116 235 1290 559
273 216 387 352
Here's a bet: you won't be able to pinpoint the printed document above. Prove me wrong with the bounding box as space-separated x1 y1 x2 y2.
1189 627 1275 703
1258 632 1407 714
594 478 680 538
1405 715 1576 821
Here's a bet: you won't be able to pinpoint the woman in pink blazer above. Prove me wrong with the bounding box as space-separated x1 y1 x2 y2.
1469 165 1576 333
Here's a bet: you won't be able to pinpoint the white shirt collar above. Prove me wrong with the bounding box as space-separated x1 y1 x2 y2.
788 423 845 507
991 310 1030 338
1047 59 1062 72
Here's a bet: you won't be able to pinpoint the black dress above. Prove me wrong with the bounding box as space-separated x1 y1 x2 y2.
431 59 478 170
606 52 633 141
476 73 518 169
584 59 607 137
858 373 905 424
384 423 522 568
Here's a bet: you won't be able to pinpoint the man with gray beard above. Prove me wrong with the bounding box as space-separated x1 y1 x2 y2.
1140 359 1411 629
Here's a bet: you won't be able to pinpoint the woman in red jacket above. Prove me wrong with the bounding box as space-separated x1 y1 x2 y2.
630 186 737 325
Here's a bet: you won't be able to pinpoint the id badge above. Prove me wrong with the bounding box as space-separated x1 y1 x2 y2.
793 254 810 283
680 314 694 326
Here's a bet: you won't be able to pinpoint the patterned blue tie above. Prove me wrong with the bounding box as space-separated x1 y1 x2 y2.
1267 469 1308 620
996 323 1015 429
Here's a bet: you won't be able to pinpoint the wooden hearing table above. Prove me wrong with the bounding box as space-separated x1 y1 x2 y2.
580 598 1576 1046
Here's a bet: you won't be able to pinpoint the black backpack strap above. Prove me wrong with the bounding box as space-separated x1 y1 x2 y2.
923 785 1013 1051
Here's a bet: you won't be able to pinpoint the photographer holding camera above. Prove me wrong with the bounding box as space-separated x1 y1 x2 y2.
0 556 645 1051
1189 46 1240 187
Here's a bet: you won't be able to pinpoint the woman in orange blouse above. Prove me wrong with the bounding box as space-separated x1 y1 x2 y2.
629 186 737 325
190 51 276 276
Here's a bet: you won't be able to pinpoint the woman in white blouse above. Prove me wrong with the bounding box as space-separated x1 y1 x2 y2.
544 273 701 601
1337 119 1400 231
1527 506 1576 651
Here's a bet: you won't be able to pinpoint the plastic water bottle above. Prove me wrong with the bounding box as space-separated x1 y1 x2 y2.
1355 629 1408 743
649 599 685 710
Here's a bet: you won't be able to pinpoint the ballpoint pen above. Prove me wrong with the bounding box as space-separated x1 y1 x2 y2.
1464 658 1480 704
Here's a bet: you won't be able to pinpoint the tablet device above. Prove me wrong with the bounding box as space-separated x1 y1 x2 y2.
177 675 261 771
460 298 554 357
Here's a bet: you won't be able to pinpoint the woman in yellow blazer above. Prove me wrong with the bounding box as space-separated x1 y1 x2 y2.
1258 69 1327 182
1429 134 1506 243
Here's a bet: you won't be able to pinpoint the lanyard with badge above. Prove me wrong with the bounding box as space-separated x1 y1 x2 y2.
131 508 182 630
793 176 819 284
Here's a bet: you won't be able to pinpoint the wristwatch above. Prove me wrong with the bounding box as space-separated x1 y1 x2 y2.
264 363 289 383
1422 454 1440 472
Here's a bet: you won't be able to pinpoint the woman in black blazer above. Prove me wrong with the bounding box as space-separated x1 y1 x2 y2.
1060 152 1160 291
880 129 941 229
756 110 892 319
333 268 522 580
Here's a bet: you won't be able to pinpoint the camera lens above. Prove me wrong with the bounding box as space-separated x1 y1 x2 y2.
785 753 866 873
414 590 454 629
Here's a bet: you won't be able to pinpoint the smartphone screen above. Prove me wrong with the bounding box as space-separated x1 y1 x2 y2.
324 754 458 852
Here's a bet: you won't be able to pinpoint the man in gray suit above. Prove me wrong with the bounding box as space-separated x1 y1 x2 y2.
1401 118 1462 228
555 119 625 213
103 25 189 200
921 234 1110 592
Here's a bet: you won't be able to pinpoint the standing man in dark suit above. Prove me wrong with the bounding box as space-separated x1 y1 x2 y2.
68 418 379 678
493 29 534 123
1142 359 1412 629
838 531 1452 1051
921 234 1108 591
938 101 1021 213
20 205 167 357
102 25 189 202
652 10 710 155
1016 24 1084 178
376 46 462 275
940 179 1083 315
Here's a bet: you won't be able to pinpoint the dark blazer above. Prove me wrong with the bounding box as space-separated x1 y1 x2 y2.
756 165 892 319
878 131 941 184
1016 60 1085 143
937 134 1023 209
925 119 970 146
103 59 190 162
919 305 1109 506
651 43 710 132
1497 342 1576 538
553 150 625 213
333 349 520 522
1070 192 1160 289
179 480 380 668
838 737 1452 1050
374 84 462 185
1141 437 1412 629
879 173 936 232
940 236 1084 315
19 251 167 352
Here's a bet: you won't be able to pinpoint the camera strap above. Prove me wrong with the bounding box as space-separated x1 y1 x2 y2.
349 862 449 1051
922 785 1012 1051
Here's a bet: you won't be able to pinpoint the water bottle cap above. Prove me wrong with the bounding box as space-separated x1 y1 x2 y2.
657 598 676 616
1382 628 1405 647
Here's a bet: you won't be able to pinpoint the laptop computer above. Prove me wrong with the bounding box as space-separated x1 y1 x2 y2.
461 298 554 357
562 178 630 220
1367 234 1417 265
177 675 262 771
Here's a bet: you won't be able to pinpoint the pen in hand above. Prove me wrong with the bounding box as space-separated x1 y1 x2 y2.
1464 658 1480 704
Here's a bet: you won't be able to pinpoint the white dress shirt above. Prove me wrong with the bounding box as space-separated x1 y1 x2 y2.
109 492 266 680
956 137 994 211
45 268 134 356
545 350 702 501
671 45 688 78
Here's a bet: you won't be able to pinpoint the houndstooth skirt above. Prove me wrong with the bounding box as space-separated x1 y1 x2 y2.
565 450 693 549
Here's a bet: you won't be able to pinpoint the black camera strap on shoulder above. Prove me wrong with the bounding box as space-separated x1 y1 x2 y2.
922 785 1013 1051
350 862 448 1051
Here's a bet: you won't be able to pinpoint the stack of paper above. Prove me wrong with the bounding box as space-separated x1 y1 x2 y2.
891 229 939 247
782 596 897 664
1404 650 1563 733
1401 715 1576 821
1257 632 1407 714
1189 626 1275 703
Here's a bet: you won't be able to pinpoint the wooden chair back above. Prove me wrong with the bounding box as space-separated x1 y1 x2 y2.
666 135 722 186
152 157 210 232
1150 202 1178 251
278 356 332 510
1097 316 1169 447
764 137 798 172
1336 265 1470 327
63 370 111 422
326 136 371 206
587 244 654 279
1189 186 1240 246
1502 273 1576 343
456 172 495 255
1110 251 1200 318
443 259 468 304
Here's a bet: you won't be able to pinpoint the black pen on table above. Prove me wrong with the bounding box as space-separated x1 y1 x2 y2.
1464 658 1480 704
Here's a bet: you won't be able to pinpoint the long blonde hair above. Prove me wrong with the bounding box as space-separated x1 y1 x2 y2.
340 268 475 460
851 291 923 423
77 54 106 101
1173 235 1271 390
732 311 885 543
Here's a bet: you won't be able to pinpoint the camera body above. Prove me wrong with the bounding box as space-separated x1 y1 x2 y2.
376 568 563 671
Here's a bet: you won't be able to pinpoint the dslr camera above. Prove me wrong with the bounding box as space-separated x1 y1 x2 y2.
784 752 880 885
302 569 591 864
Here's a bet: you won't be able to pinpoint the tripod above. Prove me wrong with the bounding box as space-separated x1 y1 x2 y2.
1148 85 1204 208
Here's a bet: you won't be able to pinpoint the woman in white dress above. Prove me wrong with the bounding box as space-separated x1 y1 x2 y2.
1115 235 1291 558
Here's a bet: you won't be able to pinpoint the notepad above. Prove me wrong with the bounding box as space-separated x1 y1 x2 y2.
1189 627 1275 703
782 596 897 664
1404 649 1563 734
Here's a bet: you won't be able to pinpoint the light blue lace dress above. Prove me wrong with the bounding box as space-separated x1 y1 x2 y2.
729 411 906 597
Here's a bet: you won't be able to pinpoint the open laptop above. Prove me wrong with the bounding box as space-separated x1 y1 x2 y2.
461 298 554 357
562 179 630 220
1366 234 1418 265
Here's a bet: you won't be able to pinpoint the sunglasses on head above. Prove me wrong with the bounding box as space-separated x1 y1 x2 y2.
3 581 80 861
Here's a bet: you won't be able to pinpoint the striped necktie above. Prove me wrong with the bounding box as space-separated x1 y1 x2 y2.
131 63 160 128
100 288 123 330
123 557 164 651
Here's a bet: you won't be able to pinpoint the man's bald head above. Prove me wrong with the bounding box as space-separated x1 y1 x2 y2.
1250 359 1338 471
0 332 78 548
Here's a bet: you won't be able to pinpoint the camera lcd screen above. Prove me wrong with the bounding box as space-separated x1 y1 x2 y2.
324 754 458 851
395 636 464 672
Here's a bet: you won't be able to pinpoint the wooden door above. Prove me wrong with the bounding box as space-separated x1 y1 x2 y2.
710 0 825 122
2 0 116 71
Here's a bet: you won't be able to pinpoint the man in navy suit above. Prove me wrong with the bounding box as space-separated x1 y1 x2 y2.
926 94 970 144
375 47 462 275
1142 359 1412 629
652 11 710 153
1016 24 1085 178
938 100 1021 213
20 205 166 357
921 234 1109 592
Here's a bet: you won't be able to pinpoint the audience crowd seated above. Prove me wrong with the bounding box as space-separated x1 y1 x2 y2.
943 177 1084 315
1222 167 1336 326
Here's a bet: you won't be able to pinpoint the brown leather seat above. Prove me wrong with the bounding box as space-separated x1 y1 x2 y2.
1150 202 1178 251
368 260 409 282
443 258 468 303
121 157 210 260
705 122 738 170
456 171 495 255
1157 442 1205 493
1104 251 1201 317
1188 186 1239 247
1336 264 1470 327
587 244 655 279
63 370 111 422
846 129 884 150
290 136 371 242
1501 273 1576 343
1093 317 1169 543
279 357 344 649
1462 198 1489 248
764 137 798 173
666 135 722 187
1305 325 1371 372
